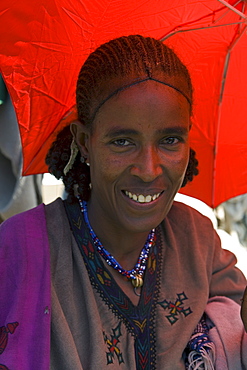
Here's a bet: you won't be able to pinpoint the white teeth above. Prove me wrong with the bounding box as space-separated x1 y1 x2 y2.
138 195 145 203
133 194 138 201
124 191 161 203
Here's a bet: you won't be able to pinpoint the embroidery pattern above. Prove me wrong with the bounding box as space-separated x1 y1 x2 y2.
64 200 163 370
0 322 19 354
0 322 19 370
158 292 192 325
103 322 124 365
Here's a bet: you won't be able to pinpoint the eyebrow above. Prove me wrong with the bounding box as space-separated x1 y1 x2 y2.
156 127 189 135
104 126 189 138
104 128 139 138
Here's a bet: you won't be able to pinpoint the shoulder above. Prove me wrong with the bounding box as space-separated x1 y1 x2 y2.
167 200 214 227
44 198 74 256
0 203 46 242
0 202 51 275
0 198 66 237
44 196 65 214
163 200 218 247
44 197 70 232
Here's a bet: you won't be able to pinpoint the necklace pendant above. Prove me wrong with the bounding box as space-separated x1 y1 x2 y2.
134 287 141 297
131 274 143 288
79 199 155 288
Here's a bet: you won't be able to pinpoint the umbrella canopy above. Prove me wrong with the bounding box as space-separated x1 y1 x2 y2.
0 0 246 208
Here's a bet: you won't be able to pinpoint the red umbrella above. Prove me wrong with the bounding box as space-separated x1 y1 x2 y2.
0 0 246 207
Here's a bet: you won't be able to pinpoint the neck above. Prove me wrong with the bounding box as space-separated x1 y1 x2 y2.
91 221 151 271
98 231 150 271
83 199 153 271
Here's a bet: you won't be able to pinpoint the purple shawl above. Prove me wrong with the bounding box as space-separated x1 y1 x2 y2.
0 204 51 370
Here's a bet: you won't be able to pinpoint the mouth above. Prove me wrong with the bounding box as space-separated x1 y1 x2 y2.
123 190 163 204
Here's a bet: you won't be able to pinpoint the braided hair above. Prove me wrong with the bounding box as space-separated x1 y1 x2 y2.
46 35 198 202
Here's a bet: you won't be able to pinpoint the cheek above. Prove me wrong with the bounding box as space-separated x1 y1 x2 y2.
165 149 190 176
90 154 127 184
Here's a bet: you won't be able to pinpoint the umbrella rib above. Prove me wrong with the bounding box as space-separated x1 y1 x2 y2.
160 21 245 41
215 0 242 23
217 0 247 20
219 1 247 103
219 24 247 103
213 14 246 205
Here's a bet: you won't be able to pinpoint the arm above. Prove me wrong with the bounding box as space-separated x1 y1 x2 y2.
168 201 246 304
209 230 246 304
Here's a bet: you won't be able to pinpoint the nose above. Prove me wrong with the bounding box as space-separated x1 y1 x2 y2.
130 146 163 182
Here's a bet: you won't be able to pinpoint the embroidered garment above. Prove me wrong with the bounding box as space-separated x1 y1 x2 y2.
47 199 246 370
0 198 247 369
184 315 215 369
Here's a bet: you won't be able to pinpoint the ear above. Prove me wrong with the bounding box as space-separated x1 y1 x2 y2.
70 120 90 158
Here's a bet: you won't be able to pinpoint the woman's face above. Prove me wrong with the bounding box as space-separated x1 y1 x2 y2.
79 80 191 234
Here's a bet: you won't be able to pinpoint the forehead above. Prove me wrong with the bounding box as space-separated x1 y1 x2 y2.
92 80 191 132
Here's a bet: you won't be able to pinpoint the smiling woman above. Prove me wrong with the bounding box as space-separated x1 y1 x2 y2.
1 35 247 370
71 80 191 237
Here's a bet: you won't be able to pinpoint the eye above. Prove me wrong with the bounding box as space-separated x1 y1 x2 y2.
163 137 180 145
112 138 132 147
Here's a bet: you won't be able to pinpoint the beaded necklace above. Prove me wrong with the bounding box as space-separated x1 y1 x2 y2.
78 198 156 296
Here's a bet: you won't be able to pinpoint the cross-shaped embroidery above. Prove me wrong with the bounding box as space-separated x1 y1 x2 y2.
158 292 192 325
103 322 124 365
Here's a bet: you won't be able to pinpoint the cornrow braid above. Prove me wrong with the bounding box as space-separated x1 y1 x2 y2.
46 34 198 202
76 35 193 128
